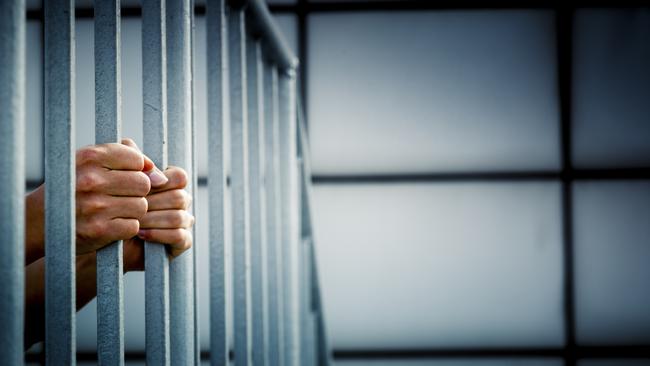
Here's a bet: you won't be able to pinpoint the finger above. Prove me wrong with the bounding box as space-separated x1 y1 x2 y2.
146 189 191 211
103 170 151 197
149 166 188 194
122 138 155 173
139 209 194 229
137 228 192 258
77 194 148 221
78 218 140 246
120 138 168 187
78 143 146 171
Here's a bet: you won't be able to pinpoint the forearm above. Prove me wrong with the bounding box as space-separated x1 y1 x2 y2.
24 185 45 266
24 252 98 350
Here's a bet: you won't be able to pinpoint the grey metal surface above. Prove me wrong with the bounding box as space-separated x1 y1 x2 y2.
278 70 300 365
297 106 331 366
0 0 25 363
240 0 298 71
44 0 77 363
229 4 253 364
166 0 195 364
94 1 125 364
190 0 201 363
142 0 170 364
263 63 284 366
246 37 268 366
207 0 228 364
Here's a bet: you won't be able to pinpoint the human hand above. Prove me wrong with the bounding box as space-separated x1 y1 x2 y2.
123 166 194 271
75 138 168 255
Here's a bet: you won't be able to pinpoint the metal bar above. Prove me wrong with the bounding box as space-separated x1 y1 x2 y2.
229 3 252 364
94 0 125 364
44 0 76 363
207 0 228 364
278 69 299 366
263 62 284 366
142 0 170 364
167 0 195 364
189 0 201 363
242 0 298 71
246 36 268 366
0 0 25 363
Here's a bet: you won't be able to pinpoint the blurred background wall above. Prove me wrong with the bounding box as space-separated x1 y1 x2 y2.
23 1 650 365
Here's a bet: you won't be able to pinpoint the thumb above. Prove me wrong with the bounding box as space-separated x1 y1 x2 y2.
121 138 168 188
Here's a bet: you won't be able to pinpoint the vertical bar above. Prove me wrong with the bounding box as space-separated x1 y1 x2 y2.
263 63 284 366
207 0 228 364
94 1 125 364
278 69 299 366
167 0 195 364
297 132 314 366
190 0 201 363
229 3 252 365
246 37 268 366
44 0 76 363
0 0 25 363
143 0 170 364
556 7 576 366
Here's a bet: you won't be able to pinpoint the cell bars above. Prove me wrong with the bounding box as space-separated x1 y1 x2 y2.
0 0 330 364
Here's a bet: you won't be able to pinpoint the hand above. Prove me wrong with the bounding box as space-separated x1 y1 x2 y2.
123 166 194 271
75 139 168 255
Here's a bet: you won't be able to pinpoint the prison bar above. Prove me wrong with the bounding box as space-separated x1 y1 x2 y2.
1 0 330 363
263 62 285 366
94 0 125 364
166 0 196 364
44 0 77 364
0 0 25 364
142 0 171 364
207 0 229 364
247 34 269 365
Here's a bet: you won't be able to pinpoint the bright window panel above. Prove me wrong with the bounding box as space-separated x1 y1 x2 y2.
334 360 564 366
26 21 43 182
574 181 650 345
308 11 560 175
312 182 564 349
572 9 650 168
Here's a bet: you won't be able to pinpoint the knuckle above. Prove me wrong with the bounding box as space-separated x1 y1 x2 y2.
123 220 140 238
172 189 188 208
77 171 103 193
134 172 151 195
171 229 185 245
77 146 101 165
169 211 185 227
88 218 108 239
78 194 107 215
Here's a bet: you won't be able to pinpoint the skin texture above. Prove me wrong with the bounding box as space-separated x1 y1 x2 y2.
23 138 194 349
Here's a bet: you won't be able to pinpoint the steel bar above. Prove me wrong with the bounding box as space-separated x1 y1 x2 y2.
142 0 170 364
263 62 284 366
94 1 125 364
278 69 299 366
0 0 25 363
166 0 195 364
207 0 228 364
44 0 77 363
246 36 268 366
189 0 201 363
241 0 298 71
229 3 253 364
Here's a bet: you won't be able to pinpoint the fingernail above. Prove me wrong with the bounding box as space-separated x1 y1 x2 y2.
137 229 147 238
146 168 168 187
